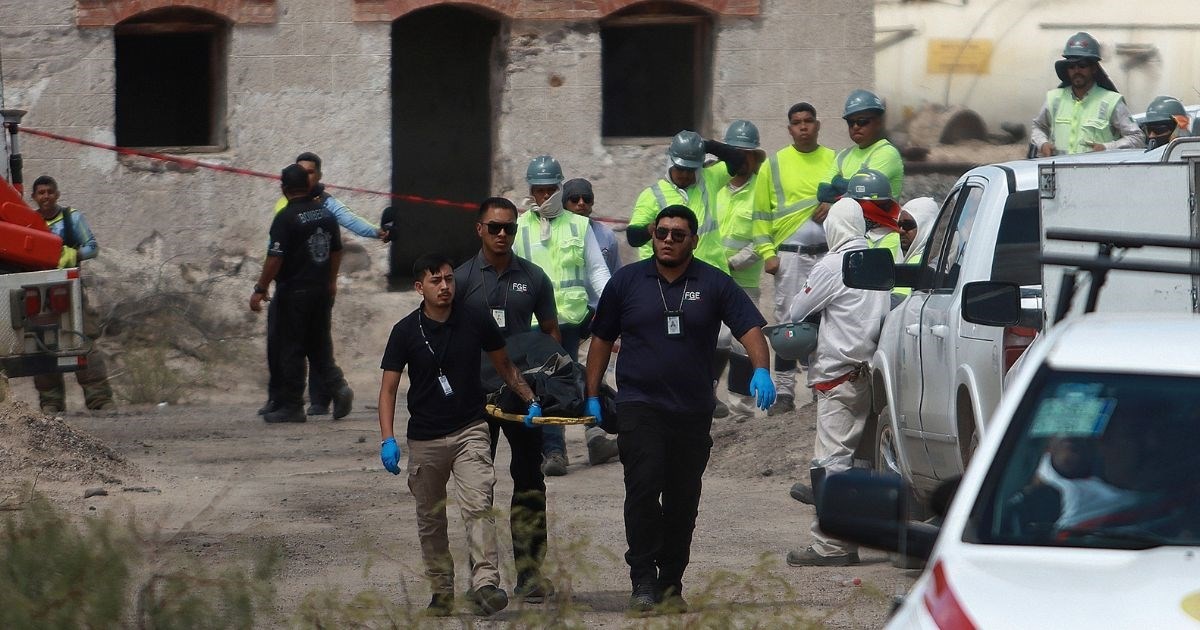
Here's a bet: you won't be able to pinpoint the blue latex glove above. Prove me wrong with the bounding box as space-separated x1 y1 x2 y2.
380 436 401 475
749 368 777 410
585 396 603 429
523 401 543 428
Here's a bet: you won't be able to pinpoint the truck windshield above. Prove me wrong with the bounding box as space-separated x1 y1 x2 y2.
966 369 1200 549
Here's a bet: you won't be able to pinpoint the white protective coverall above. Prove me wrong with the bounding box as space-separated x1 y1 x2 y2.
787 197 891 557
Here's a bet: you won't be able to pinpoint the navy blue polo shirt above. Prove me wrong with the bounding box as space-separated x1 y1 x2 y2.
454 251 557 338
591 257 766 415
380 303 505 440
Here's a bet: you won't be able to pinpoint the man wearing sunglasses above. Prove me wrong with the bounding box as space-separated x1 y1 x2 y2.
814 89 904 222
1138 95 1191 151
585 204 775 614
515 156 613 477
752 102 836 417
563 178 620 274
1031 32 1143 157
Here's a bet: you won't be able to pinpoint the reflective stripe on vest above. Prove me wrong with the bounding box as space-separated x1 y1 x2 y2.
1048 88 1121 155
835 141 886 176
767 156 818 220
653 178 716 236
517 212 590 324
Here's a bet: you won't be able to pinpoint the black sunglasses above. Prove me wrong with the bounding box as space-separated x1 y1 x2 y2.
567 194 594 204
1144 122 1175 136
481 221 517 235
898 219 918 230
654 227 690 243
846 117 876 128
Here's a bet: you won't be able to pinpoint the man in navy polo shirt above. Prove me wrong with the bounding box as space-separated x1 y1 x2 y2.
583 205 777 614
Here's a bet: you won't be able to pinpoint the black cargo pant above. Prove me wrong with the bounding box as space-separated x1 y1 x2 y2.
267 291 340 407
272 287 346 409
488 418 547 586
616 402 713 594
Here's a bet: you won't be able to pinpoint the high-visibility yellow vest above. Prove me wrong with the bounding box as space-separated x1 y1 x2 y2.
715 176 762 289
867 230 902 262
1046 86 1122 155
516 210 591 325
752 145 836 259
628 164 731 274
828 139 904 199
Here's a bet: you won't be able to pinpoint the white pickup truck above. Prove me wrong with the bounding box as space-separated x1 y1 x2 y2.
846 144 1191 503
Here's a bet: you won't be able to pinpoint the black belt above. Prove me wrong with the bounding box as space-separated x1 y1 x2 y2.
778 244 828 255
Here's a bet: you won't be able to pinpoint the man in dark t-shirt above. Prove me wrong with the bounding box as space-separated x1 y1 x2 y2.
377 253 539 617
250 164 352 423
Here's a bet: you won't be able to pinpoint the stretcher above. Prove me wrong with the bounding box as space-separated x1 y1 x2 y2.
485 404 594 426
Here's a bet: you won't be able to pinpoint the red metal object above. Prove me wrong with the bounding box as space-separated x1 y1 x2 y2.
0 176 62 270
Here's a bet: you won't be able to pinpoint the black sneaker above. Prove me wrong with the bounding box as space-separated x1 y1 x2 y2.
306 404 330 416
628 582 657 614
256 400 279 416
516 576 555 603
541 451 568 476
712 399 730 419
332 385 354 420
469 584 508 616
263 406 306 423
426 592 454 617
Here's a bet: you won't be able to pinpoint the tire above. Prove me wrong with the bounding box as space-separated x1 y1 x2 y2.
874 405 903 478
958 404 979 469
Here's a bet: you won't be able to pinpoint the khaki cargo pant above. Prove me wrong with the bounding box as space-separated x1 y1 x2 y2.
407 419 501 594
34 291 113 411
809 376 871 557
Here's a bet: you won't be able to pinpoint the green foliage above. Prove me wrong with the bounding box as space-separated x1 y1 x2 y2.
0 494 135 629
0 492 281 629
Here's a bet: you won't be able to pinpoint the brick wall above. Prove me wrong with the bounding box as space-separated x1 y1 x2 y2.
350 0 760 21
76 0 277 26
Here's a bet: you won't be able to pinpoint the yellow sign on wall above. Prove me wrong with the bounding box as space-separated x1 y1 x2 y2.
927 39 993 75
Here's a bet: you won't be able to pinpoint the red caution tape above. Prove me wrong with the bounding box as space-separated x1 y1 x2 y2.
16 126 628 225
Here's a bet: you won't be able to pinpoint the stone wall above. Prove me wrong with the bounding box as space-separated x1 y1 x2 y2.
0 0 872 267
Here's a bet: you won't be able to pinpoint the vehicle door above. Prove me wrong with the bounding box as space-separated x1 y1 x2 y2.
894 187 962 483
918 183 985 477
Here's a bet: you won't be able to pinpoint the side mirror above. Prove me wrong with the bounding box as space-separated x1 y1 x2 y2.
961 281 1020 326
818 469 938 561
842 248 895 291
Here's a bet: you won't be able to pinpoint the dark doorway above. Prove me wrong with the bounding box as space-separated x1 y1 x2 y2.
389 7 498 288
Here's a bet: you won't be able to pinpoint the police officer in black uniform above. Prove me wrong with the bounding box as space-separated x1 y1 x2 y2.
250 164 352 423
453 196 560 602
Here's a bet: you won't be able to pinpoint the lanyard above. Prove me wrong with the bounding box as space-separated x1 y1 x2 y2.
656 277 689 313
416 309 452 372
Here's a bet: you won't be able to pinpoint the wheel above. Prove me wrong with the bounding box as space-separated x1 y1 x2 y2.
958 404 979 469
874 405 902 477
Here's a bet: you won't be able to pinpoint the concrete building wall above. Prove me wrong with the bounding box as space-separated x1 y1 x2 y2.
876 0 1200 130
0 0 872 268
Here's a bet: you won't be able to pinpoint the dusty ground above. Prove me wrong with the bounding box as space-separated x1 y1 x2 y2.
2 379 917 628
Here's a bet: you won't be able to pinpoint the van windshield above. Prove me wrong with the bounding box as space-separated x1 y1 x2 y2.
966 368 1200 549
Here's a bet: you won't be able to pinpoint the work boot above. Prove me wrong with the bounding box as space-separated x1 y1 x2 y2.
426 592 454 617
264 406 306 423
789 482 815 505
468 584 508 616
713 399 730 418
306 403 329 416
516 576 556 604
257 400 279 416
40 402 64 415
332 385 354 420
657 584 688 614
785 547 860 567
628 583 657 614
587 434 619 466
541 451 568 477
767 394 795 417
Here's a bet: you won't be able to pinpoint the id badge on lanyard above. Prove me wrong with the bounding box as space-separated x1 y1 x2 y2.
665 310 684 338
491 308 507 331
437 372 454 397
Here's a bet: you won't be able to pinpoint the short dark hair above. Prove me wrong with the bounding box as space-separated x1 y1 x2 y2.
477 196 517 220
32 175 58 192
788 102 816 120
655 204 698 234
295 151 322 171
280 163 310 193
412 253 455 280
